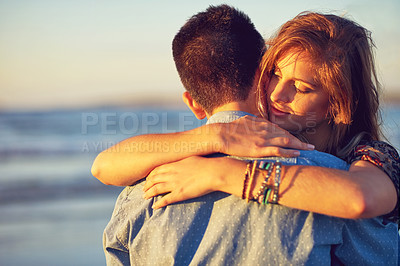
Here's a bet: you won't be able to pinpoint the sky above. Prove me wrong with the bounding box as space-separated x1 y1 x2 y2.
0 0 399 110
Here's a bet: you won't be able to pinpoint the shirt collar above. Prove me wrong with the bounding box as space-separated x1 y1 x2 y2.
206 111 256 125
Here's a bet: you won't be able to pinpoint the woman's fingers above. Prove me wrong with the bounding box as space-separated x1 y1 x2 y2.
142 156 217 208
251 137 314 157
143 182 171 199
144 164 175 189
143 173 161 191
259 146 300 157
152 192 182 209
219 116 314 157
261 135 314 151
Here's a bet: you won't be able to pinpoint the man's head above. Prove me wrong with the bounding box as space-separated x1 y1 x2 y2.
173 5 265 116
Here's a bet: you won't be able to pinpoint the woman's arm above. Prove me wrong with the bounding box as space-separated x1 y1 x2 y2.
144 156 397 219
91 125 220 186
91 116 313 186
274 160 397 218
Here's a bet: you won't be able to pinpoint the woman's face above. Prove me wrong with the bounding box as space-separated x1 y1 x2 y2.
267 52 331 141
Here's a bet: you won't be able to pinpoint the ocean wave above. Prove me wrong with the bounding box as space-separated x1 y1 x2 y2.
0 175 123 205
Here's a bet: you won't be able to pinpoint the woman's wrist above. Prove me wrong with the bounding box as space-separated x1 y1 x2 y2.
190 123 225 154
242 161 282 205
203 157 281 202
206 122 232 154
211 157 248 197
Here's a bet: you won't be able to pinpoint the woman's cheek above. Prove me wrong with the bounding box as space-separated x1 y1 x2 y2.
267 76 278 95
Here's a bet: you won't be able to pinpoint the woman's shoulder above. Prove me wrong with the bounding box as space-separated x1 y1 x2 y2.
347 140 399 180
348 140 399 165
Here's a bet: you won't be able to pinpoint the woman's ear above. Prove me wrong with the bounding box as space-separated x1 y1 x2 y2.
182 92 207 120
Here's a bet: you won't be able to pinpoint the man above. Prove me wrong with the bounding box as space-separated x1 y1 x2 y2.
101 5 398 265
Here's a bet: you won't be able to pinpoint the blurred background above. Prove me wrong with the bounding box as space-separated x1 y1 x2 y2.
0 0 399 265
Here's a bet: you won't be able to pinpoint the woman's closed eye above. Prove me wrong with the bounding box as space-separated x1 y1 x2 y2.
295 87 311 94
294 81 312 94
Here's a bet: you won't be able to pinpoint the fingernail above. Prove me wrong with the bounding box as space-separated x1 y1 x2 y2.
143 192 151 199
293 150 300 156
307 144 315 150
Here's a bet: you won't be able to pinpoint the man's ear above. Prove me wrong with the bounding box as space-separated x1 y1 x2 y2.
182 92 207 120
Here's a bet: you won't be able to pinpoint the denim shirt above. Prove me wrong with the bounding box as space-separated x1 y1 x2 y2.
103 111 399 265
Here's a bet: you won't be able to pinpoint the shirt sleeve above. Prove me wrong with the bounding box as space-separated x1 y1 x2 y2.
103 188 131 266
103 183 155 265
348 140 400 224
332 217 399 265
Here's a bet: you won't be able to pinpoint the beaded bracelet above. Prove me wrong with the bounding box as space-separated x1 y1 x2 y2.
270 161 282 204
241 162 252 200
254 162 273 203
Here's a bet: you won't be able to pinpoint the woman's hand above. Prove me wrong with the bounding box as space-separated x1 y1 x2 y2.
143 156 216 209
143 156 245 209
216 116 314 157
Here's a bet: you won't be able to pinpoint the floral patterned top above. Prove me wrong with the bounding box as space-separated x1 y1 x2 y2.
346 140 400 224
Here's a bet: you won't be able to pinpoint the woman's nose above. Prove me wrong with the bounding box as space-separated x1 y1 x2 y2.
269 79 292 103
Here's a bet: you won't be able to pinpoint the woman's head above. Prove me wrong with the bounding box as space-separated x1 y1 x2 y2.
258 12 381 157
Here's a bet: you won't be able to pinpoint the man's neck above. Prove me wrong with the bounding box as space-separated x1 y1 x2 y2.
208 101 258 118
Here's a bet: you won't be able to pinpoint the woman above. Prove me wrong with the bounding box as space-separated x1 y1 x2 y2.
94 12 399 222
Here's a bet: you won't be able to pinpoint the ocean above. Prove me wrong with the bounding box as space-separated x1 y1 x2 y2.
0 105 399 266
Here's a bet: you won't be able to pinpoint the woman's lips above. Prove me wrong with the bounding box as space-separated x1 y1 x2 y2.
270 105 290 116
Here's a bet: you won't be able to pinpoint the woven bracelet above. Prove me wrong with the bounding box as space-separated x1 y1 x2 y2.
241 162 252 200
245 161 258 202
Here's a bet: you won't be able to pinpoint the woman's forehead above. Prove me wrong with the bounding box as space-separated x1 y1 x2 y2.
276 50 315 69
275 51 321 86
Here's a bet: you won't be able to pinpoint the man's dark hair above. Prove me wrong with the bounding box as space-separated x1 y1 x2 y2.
172 5 265 113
